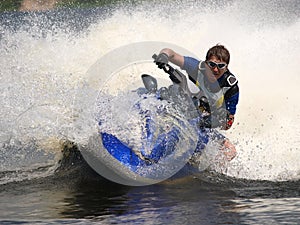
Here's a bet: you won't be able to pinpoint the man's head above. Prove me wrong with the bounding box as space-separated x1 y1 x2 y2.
205 45 230 79
206 44 230 64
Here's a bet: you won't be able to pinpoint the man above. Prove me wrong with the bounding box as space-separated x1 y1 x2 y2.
154 45 239 160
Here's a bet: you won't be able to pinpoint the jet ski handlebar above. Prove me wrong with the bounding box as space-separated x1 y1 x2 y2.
152 54 191 96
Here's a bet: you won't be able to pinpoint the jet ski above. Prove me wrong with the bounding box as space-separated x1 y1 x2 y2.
80 50 235 186
97 54 221 176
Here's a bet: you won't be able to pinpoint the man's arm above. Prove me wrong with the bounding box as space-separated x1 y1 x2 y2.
159 48 185 69
224 92 239 130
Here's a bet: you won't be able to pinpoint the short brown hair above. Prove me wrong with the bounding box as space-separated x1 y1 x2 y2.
206 44 230 64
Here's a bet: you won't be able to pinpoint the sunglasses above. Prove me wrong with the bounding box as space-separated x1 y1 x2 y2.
207 61 227 69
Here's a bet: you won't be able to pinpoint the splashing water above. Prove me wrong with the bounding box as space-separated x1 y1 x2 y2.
0 0 299 183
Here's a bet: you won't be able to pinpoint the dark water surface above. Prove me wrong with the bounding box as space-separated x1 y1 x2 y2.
0 148 299 224
0 161 299 224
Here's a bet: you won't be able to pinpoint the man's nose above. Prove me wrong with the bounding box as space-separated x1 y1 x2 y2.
213 67 219 72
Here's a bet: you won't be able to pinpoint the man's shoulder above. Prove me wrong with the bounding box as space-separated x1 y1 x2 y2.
220 71 239 99
221 70 238 87
183 56 201 81
183 56 200 69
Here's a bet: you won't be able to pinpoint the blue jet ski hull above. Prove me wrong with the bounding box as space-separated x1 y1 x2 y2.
101 125 180 169
101 126 210 172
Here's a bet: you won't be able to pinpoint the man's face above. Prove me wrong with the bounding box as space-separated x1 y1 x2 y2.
206 55 228 80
